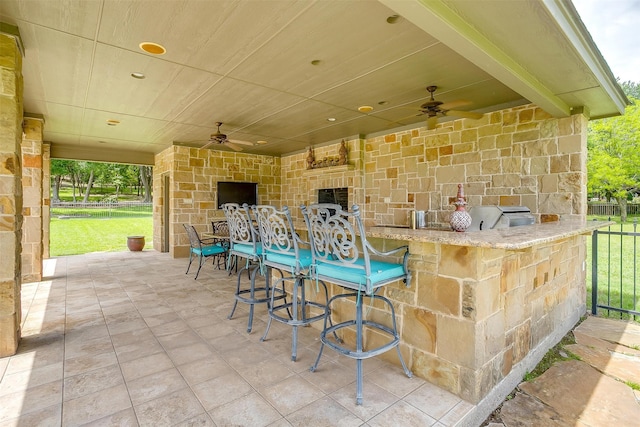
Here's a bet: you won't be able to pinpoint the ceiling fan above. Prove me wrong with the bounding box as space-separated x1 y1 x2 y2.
200 122 254 151
411 86 484 130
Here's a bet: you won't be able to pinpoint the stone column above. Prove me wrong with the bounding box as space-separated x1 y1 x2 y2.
21 117 44 282
43 142 50 259
0 28 24 356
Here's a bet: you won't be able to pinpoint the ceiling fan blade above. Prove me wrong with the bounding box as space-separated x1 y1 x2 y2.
394 112 426 123
225 142 244 152
426 116 438 130
228 139 254 146
439 99 471 110
201 140 214 150
446 110 484 120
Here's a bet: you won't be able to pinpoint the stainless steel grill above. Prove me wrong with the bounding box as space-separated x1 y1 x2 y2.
468 206 535 231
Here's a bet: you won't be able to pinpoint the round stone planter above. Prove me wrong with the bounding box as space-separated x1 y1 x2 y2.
127 236 145 251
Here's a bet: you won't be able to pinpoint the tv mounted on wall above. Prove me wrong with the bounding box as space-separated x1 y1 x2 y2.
217 181 258 209
318 187 348 211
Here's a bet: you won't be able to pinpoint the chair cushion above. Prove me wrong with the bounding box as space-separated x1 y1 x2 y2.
232 243 262 257
315 258 405 287
193 244 226 256
264 248 312 270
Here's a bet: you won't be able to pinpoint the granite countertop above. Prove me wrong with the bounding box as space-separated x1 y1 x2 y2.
367 220 614 250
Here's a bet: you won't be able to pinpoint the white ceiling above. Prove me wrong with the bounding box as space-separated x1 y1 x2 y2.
0 0 627 164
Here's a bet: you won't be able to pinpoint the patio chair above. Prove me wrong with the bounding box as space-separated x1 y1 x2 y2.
301 203 413 405
252 204 331 361
183 224 227 280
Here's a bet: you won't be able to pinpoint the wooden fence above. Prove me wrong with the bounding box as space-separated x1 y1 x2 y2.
587 203 640 216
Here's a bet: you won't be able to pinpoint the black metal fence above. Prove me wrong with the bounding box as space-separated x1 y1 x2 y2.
588 203 640 216
51 201 152 218
591 218 639 321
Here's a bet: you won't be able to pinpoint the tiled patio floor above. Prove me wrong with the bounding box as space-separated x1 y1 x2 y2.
0 251 475 426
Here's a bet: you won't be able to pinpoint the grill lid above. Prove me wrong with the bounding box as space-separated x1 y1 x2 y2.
468 206 534 231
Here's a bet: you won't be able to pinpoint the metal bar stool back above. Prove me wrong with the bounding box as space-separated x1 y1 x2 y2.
252 205 331 361
222 203 283 333
301 203 413 405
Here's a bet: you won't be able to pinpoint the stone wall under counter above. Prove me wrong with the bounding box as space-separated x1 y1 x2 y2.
361 222 596 404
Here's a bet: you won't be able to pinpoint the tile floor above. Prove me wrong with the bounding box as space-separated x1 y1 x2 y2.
0 251 476 426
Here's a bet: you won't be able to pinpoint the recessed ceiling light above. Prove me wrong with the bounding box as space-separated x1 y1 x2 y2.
386 15 401 24
378 101 389 105
256 140 268 145
358 105 374 113
106 119 120 126
327 117 336 122
139 42 166 55
131 72 145 79
98 140 107 144
311 59 321 66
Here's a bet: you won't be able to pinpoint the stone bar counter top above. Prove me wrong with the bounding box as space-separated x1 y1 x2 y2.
367 220 613 250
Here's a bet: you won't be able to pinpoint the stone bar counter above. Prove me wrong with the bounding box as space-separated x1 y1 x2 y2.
359 220 610 405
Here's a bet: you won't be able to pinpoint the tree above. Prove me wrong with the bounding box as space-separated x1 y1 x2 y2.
50 159 77 202
587 81 640 221
139 166 153 202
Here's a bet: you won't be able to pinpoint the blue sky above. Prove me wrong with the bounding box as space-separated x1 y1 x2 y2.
573 0 640 83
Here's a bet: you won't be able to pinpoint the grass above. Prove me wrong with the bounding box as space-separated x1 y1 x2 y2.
50 216 152 256
522 330 581 382
585 215 639 321
55 186 145 202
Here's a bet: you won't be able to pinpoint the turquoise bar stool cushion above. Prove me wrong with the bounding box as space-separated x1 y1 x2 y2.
265 248 313 269
233 243 262 257
315 258 405 287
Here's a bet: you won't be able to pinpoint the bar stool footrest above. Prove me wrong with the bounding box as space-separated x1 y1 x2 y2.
320 320 400 359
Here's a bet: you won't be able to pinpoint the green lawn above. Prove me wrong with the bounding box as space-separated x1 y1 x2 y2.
586 216 639 321
50 216 153 256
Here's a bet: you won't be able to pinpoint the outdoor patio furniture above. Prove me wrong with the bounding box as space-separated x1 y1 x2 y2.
252 204 331 361
210 220 231 270
222 203 285 333
183 224 227 280
301 203 413 405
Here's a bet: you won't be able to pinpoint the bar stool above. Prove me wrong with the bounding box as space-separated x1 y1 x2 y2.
301 203 413 405
252 205 331 361
222 203 284 333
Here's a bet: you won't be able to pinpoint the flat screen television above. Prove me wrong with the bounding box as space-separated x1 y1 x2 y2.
217 181 257 209
318 187 348 211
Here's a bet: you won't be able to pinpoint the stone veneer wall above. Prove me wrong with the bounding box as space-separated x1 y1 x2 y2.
399 234 587 403
280 137 365 221
21 117 45 282
0 31 23 356
42 143 50 260
281 105 587 226
153 145 281 256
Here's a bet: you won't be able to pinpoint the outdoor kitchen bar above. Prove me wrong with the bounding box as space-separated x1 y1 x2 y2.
365 219 605 404
150 103 609 406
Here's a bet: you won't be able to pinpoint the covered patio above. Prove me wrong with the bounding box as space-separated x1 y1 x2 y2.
1 251 477 426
